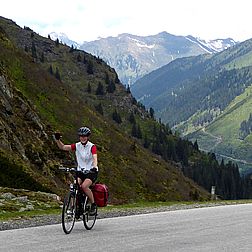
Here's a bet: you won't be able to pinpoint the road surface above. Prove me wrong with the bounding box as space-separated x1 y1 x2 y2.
1 204 252 251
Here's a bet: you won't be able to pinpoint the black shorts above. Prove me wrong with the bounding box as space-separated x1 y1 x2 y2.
76 170 98 183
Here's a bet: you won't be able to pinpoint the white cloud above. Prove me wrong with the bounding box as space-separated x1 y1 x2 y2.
0 0 251 42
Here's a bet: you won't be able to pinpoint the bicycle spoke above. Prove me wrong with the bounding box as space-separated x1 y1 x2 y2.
62 192 76 234
83 198 97 230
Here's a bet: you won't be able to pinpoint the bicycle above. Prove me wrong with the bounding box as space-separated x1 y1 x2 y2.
59 166 98 234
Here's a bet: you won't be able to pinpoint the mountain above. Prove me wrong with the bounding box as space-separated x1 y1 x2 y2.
0 16 212 202
49 32 79 49
51 31 237 87
131 38 252 174
80 32 237 86
1 16 251 201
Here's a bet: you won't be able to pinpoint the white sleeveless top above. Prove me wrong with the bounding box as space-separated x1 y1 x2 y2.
72 141 96 171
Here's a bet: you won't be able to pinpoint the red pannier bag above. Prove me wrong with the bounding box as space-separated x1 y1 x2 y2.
92 183 109 207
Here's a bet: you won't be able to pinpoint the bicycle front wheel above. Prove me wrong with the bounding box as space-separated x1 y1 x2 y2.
62 191 76 234
83 197 97 230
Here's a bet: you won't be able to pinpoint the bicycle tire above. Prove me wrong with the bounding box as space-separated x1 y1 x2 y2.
62 191 76 234
83 197 97 230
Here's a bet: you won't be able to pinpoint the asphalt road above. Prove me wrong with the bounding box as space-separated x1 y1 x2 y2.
1 204 252 252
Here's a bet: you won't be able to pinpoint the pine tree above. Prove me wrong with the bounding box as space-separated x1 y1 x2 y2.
115 74 120 84
166 136 177 161
96 82 105 95
77 53 82 62
105 72 110 84
40 52 45 63
112 110 122 124
149 107 155 119
69 45 74 52
95 103 103 115
83 56 87 64
87 83 92 93
48 65 53 75
55 67 61 81
152 139 162 155
87 60 94 74
131 123 142 138
143 135 150 148
55 38 60 47
129 112 136 124
31 42 37 59
193 140 199 151
176 138 189 165
126 85 131 94
107 80 116 93
131 123 138 137
137 124 142 139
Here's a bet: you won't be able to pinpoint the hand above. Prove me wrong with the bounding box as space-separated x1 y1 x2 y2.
53 132 62 141
91 167 98 172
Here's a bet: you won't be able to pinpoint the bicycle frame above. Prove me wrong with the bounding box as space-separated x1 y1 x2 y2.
60 166 97 234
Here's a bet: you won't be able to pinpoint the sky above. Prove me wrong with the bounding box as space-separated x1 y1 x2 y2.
0 0 251 43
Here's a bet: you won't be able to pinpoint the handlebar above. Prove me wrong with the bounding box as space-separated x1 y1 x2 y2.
59 166 95 173
59 166 77 172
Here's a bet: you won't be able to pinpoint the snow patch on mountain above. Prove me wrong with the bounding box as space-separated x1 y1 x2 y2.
136 42 155 49
186 35 236 53
185 36 212 54
49 32 80 48
128 37 156 49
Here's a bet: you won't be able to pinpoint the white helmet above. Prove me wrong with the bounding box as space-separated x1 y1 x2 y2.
78 126 91 136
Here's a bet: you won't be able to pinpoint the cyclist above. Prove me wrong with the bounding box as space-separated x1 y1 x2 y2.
53 126 98 216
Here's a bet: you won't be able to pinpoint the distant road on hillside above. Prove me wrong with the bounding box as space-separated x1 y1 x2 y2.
1 204 252 251
200 128 252 165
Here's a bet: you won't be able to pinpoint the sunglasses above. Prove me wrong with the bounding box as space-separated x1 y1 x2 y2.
79 134 90 137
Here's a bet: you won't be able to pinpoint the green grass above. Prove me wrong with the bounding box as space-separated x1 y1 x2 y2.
0 208 61 221
187 84 252 174
225 50 252 70
2 200 252 222
98 199 252 213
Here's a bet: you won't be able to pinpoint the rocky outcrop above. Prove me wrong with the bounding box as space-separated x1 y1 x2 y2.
0 67 51 167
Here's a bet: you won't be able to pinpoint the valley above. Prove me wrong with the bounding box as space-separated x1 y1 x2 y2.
1 16 252 206
131 38 252 175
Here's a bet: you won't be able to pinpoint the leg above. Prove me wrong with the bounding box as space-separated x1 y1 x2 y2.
81 178 94 203
77 177 82 185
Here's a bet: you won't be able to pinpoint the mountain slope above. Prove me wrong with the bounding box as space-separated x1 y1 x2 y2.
188 84 252 174
131 38 252 174
0 16 211 202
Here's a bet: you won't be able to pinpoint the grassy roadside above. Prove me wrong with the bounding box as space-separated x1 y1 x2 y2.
107 199 251 208
101 199 252 212
0 186 61 221
0 209 61 221
1 198 252 222
1 186 252 222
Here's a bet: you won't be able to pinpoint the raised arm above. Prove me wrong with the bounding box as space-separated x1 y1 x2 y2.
55 139 72 151
53 132 72 151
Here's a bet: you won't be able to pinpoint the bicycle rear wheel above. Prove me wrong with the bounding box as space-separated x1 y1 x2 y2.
83 197 97 230
62 191 76 234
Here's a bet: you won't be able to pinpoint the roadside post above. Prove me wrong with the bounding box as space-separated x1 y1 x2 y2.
211 186 216 200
